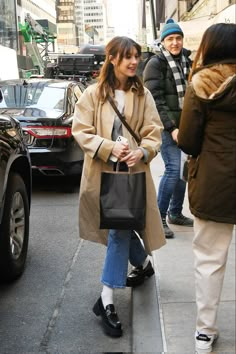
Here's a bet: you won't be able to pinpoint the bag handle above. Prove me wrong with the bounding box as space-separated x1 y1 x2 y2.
107 95 141 145
114 161 131 173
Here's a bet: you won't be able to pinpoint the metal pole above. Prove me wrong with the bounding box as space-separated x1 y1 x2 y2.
149 0 157 40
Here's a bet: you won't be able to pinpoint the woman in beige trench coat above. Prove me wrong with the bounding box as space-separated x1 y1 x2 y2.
72 36 165 337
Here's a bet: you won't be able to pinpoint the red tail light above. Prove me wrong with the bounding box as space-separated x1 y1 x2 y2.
24 126 72 138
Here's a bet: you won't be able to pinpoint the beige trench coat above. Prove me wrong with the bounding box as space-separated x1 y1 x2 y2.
72 83 166 254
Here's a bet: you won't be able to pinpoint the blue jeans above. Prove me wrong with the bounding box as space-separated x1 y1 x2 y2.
101 229 147 288
158 131 186 217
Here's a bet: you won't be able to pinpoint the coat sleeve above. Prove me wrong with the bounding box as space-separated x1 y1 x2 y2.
139 89 164 163
143 56 177 132
72 87 114 162
178 86 206 157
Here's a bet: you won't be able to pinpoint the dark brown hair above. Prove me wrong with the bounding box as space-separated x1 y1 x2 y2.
97 36 144 101
189 23 236 81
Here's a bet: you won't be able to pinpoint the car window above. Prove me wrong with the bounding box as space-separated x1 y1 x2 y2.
0 84 66 111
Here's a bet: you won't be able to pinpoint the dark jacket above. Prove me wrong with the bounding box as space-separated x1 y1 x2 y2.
178 62 236 224
143 48 191 132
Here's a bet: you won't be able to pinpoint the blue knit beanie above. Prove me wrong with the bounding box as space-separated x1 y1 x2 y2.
160 19 184 41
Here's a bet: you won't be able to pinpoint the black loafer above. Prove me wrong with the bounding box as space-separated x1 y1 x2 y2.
93 297 123 337
126 260 154 287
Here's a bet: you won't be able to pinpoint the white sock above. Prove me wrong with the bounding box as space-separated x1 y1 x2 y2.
101 285 114 308
142 256 151 268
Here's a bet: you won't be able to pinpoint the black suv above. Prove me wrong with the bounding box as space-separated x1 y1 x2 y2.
0 112 31 282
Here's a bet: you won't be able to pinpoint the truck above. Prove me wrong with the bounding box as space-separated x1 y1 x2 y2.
45 44 106 82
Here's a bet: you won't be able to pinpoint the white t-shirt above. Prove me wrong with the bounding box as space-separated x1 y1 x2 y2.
112 89 125 141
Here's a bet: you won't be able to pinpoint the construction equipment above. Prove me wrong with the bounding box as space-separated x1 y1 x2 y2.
19 14 105 82
19 14 57 76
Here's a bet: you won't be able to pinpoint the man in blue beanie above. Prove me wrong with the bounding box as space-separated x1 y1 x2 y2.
143 19 193 238
160 18 184 41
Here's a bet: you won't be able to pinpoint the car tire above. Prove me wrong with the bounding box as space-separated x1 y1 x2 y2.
0 173 29 282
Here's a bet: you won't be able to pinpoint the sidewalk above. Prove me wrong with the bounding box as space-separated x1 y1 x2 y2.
132 155 236 353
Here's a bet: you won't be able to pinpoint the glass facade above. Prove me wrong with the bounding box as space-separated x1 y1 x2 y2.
0 0 18 50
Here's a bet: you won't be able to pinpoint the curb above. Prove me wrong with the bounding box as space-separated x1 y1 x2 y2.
132 259 165 353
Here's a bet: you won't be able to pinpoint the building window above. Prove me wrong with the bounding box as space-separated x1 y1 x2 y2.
0 0 18 50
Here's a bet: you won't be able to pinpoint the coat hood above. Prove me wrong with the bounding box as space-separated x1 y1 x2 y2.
191 63 236 110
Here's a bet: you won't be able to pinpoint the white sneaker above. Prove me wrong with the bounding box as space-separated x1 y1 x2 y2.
195 331 218 352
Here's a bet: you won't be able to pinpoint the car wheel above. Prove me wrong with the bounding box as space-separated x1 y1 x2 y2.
0 173 29 282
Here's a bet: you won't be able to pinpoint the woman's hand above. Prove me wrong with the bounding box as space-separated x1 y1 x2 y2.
120 148 144 167
111 141 130 160
171 128 179 143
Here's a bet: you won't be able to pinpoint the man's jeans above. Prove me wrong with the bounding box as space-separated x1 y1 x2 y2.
158 130 186 217
101 230 147 288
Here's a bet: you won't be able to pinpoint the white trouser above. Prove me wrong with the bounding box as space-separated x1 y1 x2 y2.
193 216 234 335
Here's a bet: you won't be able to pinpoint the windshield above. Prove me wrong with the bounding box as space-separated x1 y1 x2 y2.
0 83 65 111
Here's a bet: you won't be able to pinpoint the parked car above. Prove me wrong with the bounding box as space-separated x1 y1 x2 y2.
0 112 31 282
0 78 85 178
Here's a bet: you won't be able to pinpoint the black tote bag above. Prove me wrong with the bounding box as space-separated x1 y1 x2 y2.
100 170 146 230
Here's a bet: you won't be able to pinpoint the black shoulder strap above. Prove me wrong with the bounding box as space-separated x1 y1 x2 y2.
107 95 141 145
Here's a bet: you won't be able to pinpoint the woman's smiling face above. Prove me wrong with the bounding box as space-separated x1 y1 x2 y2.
111 46 141 81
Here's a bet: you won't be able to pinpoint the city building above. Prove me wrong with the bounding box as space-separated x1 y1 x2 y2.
100 0 115 42
56 0 79 53
75 0 107 47
0 0 18 51
141 0 236 51
17 0 56 24
0 0 19 79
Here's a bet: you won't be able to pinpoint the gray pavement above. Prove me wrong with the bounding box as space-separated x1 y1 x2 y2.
132 155 235 353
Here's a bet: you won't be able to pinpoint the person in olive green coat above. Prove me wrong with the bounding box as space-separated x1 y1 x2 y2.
178 23 236 353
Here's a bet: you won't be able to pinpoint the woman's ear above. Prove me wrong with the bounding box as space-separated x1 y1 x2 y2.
109 55 117 66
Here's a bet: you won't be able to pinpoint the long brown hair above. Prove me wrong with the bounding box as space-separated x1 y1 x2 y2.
189 23 236 81
97 36 144 101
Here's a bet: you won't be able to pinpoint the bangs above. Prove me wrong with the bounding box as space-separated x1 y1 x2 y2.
118 38 141 63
